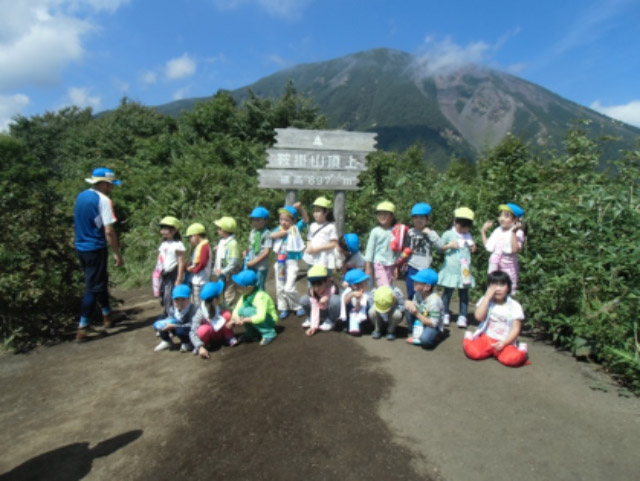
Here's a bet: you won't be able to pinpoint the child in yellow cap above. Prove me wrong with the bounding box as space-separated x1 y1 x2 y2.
364 201 399 287
213 216 240 308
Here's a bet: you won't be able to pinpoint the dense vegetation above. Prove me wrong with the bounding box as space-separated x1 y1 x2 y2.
1 86 638 391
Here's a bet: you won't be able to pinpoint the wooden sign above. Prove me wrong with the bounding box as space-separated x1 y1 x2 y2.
266 149 368 171
258 169 361 190
273 128 377 152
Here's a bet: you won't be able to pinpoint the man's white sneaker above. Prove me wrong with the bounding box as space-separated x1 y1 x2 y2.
301 318 311 328
154 340 172 352
456 316 468 329
443 314 450 326
319 320 335 332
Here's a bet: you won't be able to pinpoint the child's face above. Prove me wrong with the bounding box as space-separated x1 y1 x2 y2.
173 297 190 310
312 207 327 223
491 282 509 302
376 211 393 227
412 215 428 230
353 280 368 291
218 228 230 238
498 210 516 229
160 226 175 240
454 222 471 234
251 218 267 229
188 234 199 246
311 279 328 294
279 214 293 230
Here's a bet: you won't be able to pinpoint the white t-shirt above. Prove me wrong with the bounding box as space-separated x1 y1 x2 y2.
303 222 338 268
159 239 186 273
475 296 524 342
485 227 525 255
95 189 117 227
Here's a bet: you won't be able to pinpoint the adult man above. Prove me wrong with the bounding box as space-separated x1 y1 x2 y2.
74 167 124 341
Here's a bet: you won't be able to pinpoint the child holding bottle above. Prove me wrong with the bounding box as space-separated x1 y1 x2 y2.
364 201 399 287
404 268 444 349
438 207 476 329
243 207 272 291
213 216 240 308
340 268 372 336
299 265 342 336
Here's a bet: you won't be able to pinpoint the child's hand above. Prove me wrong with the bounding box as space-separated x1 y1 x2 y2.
214 268 222 276
422 227 431 234
445 241 458 250
512 221 522 232
198 346 210 359
225 320 235 330
353 291 362 299
319 296 328 304
293 201 302 210
491 340 506 351
306 327 317 336
186 266 194 272
470 243 477 253
482 220 493 232
404 300 417 315
342 281 349 289
485 284 498 300
306 246 317 255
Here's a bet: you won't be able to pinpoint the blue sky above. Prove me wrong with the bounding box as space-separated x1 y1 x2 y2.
1 0 639 131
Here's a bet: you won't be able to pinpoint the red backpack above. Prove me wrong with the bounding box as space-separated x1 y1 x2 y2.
390 224 409 252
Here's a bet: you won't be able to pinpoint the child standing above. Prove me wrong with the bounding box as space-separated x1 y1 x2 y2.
368 285 406 340
340 268 372 336
404 268 444 349
463 270 528 367
153 284 201 352
191 281 237 359
213 216 240 308
336 233 366 275
299 265 342 335
481 203 526 294
404 203 444 301
364 201 399 287
185 223 211 306
303 196 339 273
244 207 272 291
270 203 309 319
438 207 477 329
155 216 186 318
228 270 279 346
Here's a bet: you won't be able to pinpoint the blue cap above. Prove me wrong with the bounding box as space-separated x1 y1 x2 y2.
200 281 224 301
411 203 432 216
249 207 269 219
500 203 524 218
232 269 258 287
344 268 370 285
172 284 191 299
278 205 298 219
85 167 122 186
409 268 439 286
343 233 359 253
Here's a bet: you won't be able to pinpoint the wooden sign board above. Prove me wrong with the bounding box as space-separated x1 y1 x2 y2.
266 149 368 171
274 128 377 152
258 169 360 190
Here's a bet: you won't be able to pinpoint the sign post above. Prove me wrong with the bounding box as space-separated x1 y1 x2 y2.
258 128 377 236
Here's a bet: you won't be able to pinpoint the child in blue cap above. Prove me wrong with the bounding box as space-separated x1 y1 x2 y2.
243 206 273 290
337 233 366 276
404 268 444 349
480 203 527 294
340 268 372 336
228 269 279 346
153 284 201 352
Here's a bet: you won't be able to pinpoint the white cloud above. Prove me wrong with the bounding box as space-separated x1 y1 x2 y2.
165 54 197 80
412 36 491 77
0 93 30 132
212 0 313 20
172 86 191 101
507 63 527 74
265 54 288 67
112 77 129 94
590 100 640 128
141 70 158 85
66 86 101 109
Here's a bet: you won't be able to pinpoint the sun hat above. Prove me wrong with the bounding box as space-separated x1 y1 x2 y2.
373 286 394 313
249 207 270 219
454 207 475 221
85 167 121 186
172 284 191 299
158 216 181 230
344 268 370 285
232 269 258 287
343 233 360 253
200 281 225 301
307 265 328 281
411 203 432 216
186 223 206 237
214 216 237 233
410 268 439 286
278 205 298 219
312 196 332 209
375 201 396 214
499 203 524 218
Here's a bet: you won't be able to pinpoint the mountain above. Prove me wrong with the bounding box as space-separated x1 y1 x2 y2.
155 48 640 167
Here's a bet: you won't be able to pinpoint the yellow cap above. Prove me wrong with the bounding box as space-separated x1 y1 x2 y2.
312 196 332 208
373 286 394 313
214 216 237 233
307 265 328 280
186 223 206 237
158 216 181 229
454 207 475 221
375 201 396 214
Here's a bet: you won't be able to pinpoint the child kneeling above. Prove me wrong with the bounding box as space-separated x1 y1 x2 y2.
404 268 444 349
153 284 200 352
368 285 405 340
340 268 371 336
299 265 342 336
228 270 279 346
463 270 528 367
192 280 237 359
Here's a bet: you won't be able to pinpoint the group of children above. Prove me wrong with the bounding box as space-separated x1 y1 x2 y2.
152 197 529 367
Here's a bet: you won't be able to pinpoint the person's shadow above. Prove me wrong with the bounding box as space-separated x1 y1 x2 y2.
0 430 142 481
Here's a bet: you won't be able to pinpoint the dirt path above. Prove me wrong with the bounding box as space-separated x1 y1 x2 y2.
1 283 639 481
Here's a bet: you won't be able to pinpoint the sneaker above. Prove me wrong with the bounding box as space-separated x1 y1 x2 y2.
301 318 311 328
456 316 468 329
319 320 335 332
349 329 361 336
443 314 450 326
259 336 275 346
295 307 306 317
371 331 381 340
76 326 105 343
180 343 192 353
464 330 474 340
154 340 172 352
103 310 126 328
386 333 396 341
279 310 289 319
228 337 239 347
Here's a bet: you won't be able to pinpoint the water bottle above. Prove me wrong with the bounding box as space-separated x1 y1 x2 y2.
411 319 423 345
460 258 472 286
277 253 287 283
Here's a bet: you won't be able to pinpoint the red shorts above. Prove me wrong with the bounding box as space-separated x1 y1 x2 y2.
463 334 527 367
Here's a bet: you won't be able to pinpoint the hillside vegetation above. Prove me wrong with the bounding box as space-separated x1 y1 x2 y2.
1 86 639 391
